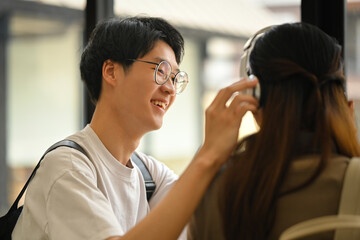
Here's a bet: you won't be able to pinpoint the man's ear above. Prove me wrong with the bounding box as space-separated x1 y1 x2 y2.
102 60 116 87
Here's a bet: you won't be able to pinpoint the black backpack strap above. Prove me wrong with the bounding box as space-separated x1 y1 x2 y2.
131 152 156 201
10 140 155 212
9 140 89 213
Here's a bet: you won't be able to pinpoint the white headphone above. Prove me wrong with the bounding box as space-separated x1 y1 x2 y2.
240 26 274 100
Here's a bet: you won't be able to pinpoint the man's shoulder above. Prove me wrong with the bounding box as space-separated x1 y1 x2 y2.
133 151 171 174
133 151 178 185
39 139 97 183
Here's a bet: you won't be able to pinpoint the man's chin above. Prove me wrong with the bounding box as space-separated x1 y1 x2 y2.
153 122 163 130
149 119 163 131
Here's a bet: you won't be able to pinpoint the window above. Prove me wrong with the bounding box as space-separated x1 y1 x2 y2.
0 1 84 211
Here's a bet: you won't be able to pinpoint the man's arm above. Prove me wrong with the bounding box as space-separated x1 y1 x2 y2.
107 79 259 240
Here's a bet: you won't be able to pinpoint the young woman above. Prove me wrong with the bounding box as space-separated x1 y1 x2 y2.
188 22 360 240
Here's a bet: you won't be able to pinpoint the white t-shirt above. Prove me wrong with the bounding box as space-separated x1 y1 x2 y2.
12 125 178 240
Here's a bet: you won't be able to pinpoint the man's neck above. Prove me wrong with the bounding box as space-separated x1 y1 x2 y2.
90 107 142 166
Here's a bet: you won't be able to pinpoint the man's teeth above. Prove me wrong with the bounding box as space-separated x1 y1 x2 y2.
152 100 166 109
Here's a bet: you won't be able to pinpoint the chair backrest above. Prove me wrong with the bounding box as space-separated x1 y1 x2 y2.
279 157 360 240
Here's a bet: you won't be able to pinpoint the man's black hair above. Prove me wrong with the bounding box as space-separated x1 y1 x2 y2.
80 16 185 104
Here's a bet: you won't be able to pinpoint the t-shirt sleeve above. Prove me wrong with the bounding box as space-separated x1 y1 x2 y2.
134 152 178 209
133 152 188 240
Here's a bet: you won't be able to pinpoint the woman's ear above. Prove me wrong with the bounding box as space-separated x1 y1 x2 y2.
348 100 355 121
253 108 263 128
102 60 117 87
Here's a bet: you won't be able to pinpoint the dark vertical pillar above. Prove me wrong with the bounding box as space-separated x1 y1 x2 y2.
0 14 9 212
301 0 346 59
83 0 114 125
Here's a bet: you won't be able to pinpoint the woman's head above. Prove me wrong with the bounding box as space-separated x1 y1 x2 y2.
249 22 358 155
250 22 344 109
221 22 360 240
80 16 184 104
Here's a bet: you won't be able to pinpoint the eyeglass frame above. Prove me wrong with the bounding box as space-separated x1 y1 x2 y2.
127 59 188 94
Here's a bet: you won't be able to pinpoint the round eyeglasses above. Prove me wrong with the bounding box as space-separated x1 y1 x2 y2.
128 59 189 94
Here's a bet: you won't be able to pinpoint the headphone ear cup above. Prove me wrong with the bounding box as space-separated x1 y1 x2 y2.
240 50 250 80
241 74 260 100
253 78 261 100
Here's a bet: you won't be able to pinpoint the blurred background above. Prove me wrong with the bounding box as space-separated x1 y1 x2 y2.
0 0 359 214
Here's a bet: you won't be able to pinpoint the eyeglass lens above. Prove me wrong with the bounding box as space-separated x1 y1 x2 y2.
155 61 171 84
155 61 188 93
174 71 188 94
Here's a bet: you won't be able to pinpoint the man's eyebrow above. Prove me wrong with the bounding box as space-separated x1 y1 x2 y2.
154 57 180 72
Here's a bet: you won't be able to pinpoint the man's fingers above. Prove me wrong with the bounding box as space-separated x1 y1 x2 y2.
227 93 258 112
209 78 259 109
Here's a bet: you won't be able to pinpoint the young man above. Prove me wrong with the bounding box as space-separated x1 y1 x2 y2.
12 17 258 239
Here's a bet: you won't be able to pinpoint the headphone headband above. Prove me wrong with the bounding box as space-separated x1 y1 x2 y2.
240 26 274 79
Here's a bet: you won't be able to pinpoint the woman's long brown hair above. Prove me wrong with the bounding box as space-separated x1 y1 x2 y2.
220 23 360 240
